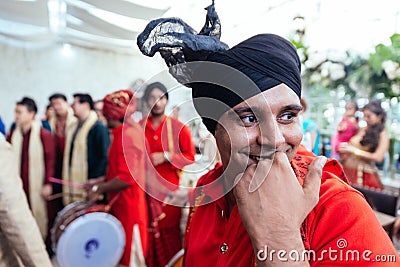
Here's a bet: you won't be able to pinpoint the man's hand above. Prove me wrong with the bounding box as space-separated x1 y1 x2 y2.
83 176 105 191
86 184 103 204
84 177 105 203
41 184 53 199
85 178 131 204
233 152 326 265
151 152 168 166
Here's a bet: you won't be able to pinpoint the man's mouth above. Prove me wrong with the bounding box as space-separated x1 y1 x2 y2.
248 154 273 162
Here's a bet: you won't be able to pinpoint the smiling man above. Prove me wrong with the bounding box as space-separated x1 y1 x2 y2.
138 16 399 265
183 34 399 266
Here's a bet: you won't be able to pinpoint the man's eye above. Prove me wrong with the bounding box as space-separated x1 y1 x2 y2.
240 114 258 126
278 112 297 123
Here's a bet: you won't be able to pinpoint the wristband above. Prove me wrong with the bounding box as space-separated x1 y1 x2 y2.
164 152 172 162
353 148 362 156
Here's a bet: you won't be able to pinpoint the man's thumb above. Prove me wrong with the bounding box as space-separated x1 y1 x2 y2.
303 156 327 203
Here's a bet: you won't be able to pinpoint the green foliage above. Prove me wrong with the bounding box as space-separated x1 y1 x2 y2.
391 33 400 49
369 46 387 75
369 34 400 76
294 33 400 98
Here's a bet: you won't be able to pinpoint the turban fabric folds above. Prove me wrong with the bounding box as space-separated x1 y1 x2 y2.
190 34 302 133
103 90 136 120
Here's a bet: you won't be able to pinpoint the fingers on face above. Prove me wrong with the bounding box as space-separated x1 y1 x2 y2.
248 159 273 192
234 153 325 199
235 153 291 194
234 164 256 187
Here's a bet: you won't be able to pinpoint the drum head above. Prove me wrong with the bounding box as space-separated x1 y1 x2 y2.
56 212 125 267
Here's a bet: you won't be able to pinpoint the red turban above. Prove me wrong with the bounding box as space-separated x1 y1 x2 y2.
103 89 137 120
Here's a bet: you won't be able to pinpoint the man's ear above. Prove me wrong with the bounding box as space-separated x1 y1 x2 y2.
29 111 36 120
214 122 228 139
214 122 222 137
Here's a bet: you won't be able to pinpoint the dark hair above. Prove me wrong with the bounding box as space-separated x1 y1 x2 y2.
143 82 169 102
346 100 358 110
17 97 38 114
73 93 94 110
360 100 386 152
49 93 67 102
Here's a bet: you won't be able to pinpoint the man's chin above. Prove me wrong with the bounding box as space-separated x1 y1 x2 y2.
151 110 164 117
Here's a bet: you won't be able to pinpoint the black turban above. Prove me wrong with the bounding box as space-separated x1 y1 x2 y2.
190 34 301 133
137 4 301 134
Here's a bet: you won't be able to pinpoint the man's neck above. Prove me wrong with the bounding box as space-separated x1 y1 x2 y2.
56 111 68 120
20 122 32 134
78 110 90 122
225 191 236 219
150 114 165 129
111 120 122 129
222 173 237 218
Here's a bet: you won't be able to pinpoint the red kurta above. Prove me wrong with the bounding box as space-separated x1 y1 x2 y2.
141 116 196 190
107 124 148 266
184 150 399 266
140 115 195 267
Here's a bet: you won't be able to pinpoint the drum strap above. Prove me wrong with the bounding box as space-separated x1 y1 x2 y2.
106 192 121 212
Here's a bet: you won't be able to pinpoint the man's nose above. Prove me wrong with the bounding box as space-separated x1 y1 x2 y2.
257 120 285 149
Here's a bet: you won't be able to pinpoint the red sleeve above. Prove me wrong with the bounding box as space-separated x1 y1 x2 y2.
307 178 399 265
115 143 135 185
116 127 144 187
170 123 196 170
40 128 55 184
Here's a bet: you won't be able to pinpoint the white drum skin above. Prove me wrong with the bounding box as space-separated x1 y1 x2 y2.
52 203 125 267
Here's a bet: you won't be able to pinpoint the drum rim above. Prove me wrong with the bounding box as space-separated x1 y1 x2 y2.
51 201 89 253
166 248 185 267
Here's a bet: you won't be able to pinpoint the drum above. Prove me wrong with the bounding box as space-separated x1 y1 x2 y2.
51 202 125 267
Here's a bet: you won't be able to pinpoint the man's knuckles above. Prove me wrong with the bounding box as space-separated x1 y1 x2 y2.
307 157 327 178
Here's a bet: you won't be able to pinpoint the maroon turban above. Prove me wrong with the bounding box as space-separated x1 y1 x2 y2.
103 89 137 120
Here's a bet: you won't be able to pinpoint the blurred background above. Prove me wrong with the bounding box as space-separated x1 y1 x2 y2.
0 0 399 183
